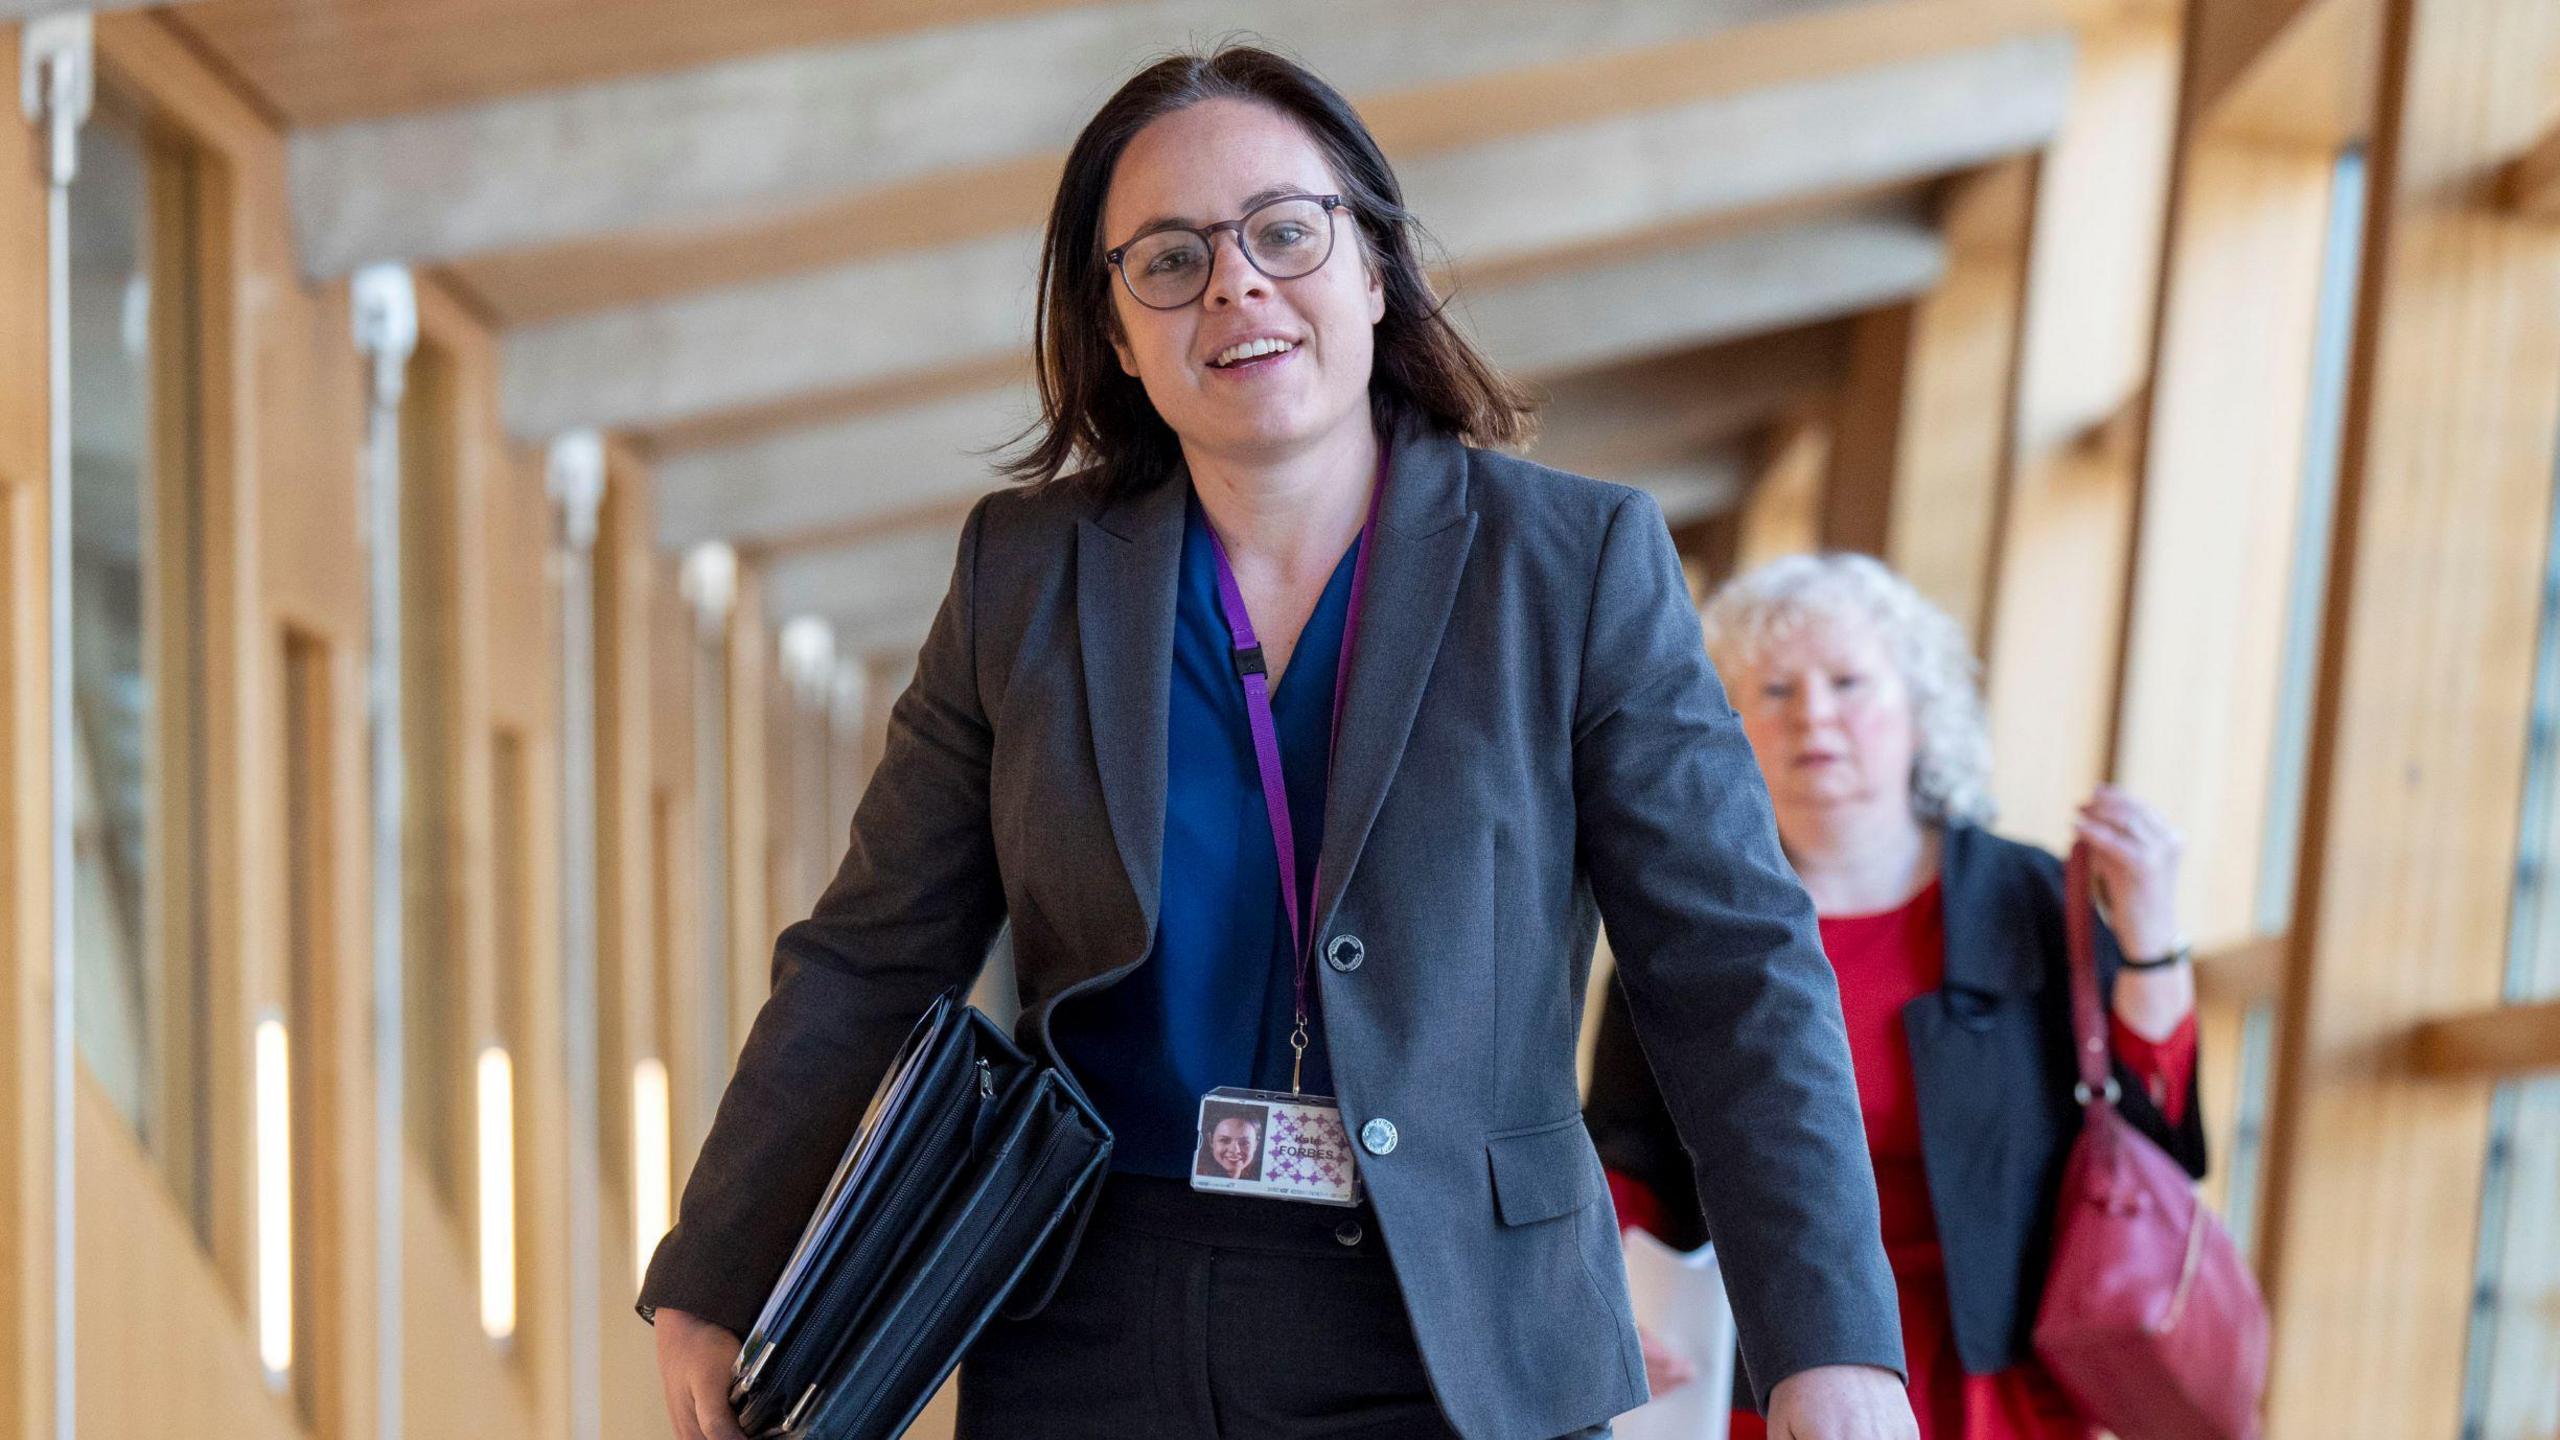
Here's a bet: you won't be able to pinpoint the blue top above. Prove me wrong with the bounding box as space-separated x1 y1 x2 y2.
1050 490 1362 1178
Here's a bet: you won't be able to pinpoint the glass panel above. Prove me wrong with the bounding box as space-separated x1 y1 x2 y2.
2467 1073 2560 1440
68 102 158 1143
69 102 209 1240
2460 391 2560 1438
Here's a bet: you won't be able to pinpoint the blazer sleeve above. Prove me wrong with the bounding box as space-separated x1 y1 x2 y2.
1571 489 1904 1405
637 496 1010 1335
1583 969 1709 1253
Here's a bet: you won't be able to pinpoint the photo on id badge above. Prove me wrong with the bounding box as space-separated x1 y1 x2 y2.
1192 1088 1362 1205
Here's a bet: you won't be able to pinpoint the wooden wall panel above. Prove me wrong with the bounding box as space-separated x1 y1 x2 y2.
487 449 568 1440
73 1077 291 1437
82 16 379 1440
401 1160 535 1440
68 15 568 1440
1824 159 2036 638
2115 142 2335 956
1732 412 1832 578
1979 17 2185 850
724 572 773 1057
0 21 58 1440
589 444 675 1438
401 273 566 1437
650 555 709 1178
592 449 651 1214
2254 0 2560 1431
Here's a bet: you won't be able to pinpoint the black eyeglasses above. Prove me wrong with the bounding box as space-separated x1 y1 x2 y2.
1105 194 1346 311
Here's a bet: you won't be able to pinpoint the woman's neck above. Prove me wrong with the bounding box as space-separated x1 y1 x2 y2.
1185 420 1381 583
1781 802 1938 917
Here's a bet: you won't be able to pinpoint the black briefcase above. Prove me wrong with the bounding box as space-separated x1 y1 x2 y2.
727 989 1112 1439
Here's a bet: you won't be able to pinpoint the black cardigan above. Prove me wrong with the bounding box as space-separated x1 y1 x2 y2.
1585 823 2208 1379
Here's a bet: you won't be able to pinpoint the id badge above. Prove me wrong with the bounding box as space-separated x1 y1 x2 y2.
1190 1086 1363 1206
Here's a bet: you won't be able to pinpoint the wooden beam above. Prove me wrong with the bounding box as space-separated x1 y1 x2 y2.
505 201 1942 441
1977 17 2185 852
0 21 59 1440
164 0 1081 127
1466 206 1945 380
284 0 1856 274
2201 0 2375 147
2197 933 2290 1009
1820 159 2036 635
630 259 1846 473
761 522 979 660
447 23 2066 323
652 384 1036 552
2114 139 2339 952
286 0 2064 280
644 323 1836 561
2500 122 2560 219
499 227 1035 440
1530 323 1853 480
0 0 172 18
2412 999 2560 1080
1603 456 1752 529
1732 412 1834 578
2252 0 2560 1431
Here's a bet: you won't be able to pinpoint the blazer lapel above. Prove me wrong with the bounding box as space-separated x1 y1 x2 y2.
1937 824 2046 997
1077 479 1186 945
1312 425 1478 934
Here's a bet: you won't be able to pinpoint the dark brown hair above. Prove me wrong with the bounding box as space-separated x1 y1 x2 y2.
1003 44 1535 500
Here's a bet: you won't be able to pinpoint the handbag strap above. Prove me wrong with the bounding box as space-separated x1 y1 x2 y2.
2063 841 2122 1108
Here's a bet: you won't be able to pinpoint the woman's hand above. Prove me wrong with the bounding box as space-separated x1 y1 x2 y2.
1766 1364 1918 1439
654 1307 749 1440
2075 784 2196 1041
2074 784 2182 961
1637 1324 1698 1397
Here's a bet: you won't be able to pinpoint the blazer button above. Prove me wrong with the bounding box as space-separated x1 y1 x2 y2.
1334 1220 1364 1247
1325 933 1366 973
1360 1117 1399 1156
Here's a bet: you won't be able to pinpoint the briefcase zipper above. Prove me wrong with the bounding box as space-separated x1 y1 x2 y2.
754 1077 987 1421
781 1382 820 1433
804 1112 1080 1432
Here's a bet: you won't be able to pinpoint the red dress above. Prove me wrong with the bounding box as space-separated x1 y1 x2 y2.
1610 878 2195 1440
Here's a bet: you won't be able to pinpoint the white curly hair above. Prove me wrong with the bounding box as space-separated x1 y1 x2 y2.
1699 551 1997 829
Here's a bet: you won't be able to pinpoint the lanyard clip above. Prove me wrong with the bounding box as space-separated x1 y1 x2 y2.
1231 643 1267 678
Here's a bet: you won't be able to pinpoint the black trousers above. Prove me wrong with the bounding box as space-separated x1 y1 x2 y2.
957 1175 1608 1439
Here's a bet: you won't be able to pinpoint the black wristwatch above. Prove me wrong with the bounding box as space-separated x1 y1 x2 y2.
2121 939 2193 972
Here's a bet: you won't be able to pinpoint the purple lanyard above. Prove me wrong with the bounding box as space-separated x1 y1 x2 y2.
1202 449 1387 1094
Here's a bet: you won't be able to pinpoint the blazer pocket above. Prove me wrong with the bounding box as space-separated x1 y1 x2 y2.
1485 1115 1601 1226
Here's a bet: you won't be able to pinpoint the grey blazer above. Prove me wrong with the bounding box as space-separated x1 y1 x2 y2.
640 422 1901 1440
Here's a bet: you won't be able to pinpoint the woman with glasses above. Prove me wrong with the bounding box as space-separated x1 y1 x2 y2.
644 46 1913 1440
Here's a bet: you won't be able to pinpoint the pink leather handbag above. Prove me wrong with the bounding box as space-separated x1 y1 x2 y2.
2031 844 2270 1440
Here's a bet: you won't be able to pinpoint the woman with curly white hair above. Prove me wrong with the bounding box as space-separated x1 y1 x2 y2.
1585 552 2204 1440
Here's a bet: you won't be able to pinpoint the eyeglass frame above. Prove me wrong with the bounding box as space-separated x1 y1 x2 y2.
1103 193 1348 311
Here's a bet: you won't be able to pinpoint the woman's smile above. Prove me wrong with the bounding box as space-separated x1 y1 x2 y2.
1205 340 1300 379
